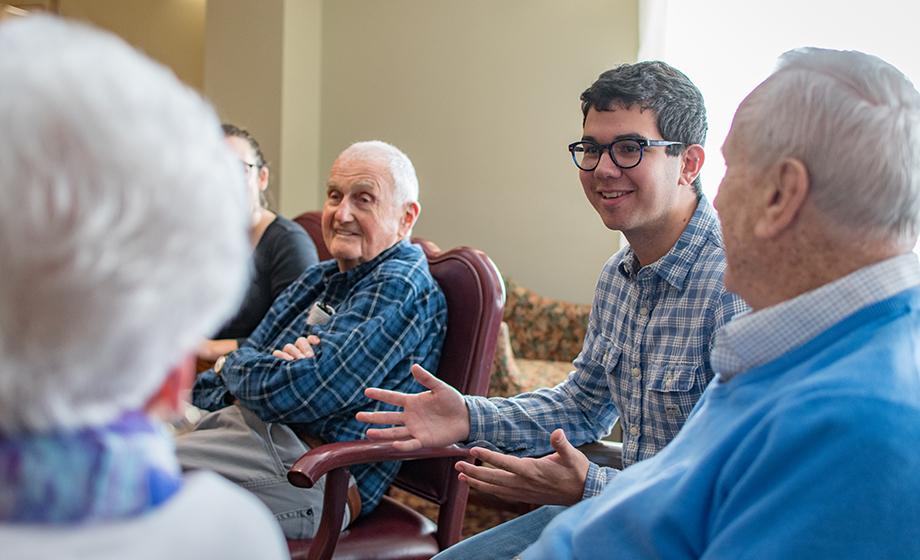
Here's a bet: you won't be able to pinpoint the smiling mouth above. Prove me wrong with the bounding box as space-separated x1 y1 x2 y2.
600 191 631 199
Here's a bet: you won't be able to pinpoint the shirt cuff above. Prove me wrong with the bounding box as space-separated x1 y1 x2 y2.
463 395 492 442
191 369 231 411
582 462 618 499
218 348 248 384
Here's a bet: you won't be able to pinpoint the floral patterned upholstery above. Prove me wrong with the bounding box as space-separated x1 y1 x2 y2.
488 279 590 398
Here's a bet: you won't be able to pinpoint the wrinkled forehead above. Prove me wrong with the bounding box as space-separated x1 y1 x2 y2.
732 78 773 129
723 87 767 154
328 154 394 191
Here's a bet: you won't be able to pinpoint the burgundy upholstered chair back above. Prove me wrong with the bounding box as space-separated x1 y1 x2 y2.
293 211 333 261
391 247 504 546
285 244 504 559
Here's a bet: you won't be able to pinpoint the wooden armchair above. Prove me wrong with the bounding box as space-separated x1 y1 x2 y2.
285 245 505 560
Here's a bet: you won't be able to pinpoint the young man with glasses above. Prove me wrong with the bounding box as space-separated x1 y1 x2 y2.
361 61 747 558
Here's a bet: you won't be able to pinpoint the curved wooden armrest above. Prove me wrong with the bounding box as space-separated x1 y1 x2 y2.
287 442 471 560
288 441 472 488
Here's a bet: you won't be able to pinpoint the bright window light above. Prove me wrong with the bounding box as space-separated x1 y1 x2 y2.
640 0 920 255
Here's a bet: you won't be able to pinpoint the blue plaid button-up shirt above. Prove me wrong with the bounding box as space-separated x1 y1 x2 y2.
465 198 747 497
193 239 447 513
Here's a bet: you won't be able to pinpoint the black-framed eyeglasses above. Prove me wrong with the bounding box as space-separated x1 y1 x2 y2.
568 138 683 171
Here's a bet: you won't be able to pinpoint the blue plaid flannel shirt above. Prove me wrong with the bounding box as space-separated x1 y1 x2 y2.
465 198 747 498
193 239 447 513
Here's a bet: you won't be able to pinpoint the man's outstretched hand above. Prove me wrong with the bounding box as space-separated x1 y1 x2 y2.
357 364 471 451
455 429 589 506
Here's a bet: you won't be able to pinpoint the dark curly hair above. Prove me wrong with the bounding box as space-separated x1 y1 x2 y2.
580 61 707 196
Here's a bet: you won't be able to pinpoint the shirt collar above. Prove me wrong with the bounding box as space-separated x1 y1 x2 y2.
322 238 413 283
712 252 920 382
617 196 721 291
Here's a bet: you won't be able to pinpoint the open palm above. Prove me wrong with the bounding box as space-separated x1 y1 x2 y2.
357 364 471 451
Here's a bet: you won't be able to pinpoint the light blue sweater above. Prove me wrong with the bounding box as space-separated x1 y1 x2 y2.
524 287 920 559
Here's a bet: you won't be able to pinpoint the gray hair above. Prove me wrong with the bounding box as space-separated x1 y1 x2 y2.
340 140 420 206
0 17 250 432
736 47 920 245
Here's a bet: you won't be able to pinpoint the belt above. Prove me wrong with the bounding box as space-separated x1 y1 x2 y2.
300 433 362 523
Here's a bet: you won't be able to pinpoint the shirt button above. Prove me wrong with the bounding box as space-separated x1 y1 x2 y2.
639 306 649 317
629 425 639 437
631 367 641 378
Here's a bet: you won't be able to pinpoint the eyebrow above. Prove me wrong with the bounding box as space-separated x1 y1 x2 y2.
325 179 380 192
352 180 379 190
581 133 650 142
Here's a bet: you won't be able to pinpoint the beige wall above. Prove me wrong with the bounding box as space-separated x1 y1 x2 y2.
204 0 286 206
318 0 638 302
279 0 323 215
202 0 323 215
58 0 205 90
51 0 638 303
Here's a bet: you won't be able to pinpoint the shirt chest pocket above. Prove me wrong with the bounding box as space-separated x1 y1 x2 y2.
596 342 623 407
646 364 702 426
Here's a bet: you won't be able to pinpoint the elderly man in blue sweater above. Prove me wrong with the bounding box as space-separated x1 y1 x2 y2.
521 47 920 558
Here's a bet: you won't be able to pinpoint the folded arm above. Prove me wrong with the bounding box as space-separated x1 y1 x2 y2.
222 278 430 423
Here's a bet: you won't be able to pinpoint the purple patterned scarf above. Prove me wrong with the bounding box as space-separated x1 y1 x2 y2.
0 410 182 524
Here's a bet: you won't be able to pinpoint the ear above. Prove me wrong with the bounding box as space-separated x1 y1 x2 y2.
398 200 421 237
753 158 809 239
144 355 195 420
258 166 270 192
678 144 705 187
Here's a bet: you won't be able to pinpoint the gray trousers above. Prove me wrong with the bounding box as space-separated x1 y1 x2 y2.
175 404 351 539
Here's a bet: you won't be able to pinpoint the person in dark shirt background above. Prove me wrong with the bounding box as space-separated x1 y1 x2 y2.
198 124 318 363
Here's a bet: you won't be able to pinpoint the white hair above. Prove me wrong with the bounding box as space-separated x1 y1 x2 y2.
0 17 250 433
736 47 920 245
340 140 420 206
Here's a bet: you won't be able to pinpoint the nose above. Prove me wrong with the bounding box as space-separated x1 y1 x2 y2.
334 197 354 223
593 150 623 180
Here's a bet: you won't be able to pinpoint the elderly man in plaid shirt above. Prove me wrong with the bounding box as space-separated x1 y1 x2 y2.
177 141 447 540
360 62 747 559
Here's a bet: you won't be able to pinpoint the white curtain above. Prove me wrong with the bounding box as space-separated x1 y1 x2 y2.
637 0 670 62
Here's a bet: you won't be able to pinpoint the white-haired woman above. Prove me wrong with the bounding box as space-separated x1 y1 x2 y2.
0 16 286 559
